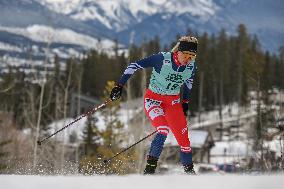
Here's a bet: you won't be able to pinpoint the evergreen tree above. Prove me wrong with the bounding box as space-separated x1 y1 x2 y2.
79 81 136 175
261 51 273 103
101 81 124 147
192 32 209 114
236 24 250 105
216 29 230 104
82 115 100 156
82 50 100 96
145 35 161 55
101 81 136 174
276 46 284 89
128 44 143 97
0 140 11 172
207 34 218 109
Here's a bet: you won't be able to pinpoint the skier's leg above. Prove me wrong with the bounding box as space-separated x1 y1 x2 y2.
144 132 167 174
144 89 169 158
164 99 195 174
143 90 169 174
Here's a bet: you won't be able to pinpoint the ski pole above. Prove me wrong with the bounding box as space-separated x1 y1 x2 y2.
103 130 158 163
37 99 112 146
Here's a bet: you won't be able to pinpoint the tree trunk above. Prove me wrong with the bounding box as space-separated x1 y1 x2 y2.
198 72 204 123
60 59 73 171
218 74 224 141
33 81 45 170
33 33 52 171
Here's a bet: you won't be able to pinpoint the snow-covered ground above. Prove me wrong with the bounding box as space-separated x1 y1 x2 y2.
0 25 112 49
1 174 284 189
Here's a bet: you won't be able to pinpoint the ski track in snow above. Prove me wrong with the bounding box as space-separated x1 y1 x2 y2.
1 174 284 189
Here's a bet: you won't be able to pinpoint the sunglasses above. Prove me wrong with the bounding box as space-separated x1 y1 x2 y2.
181 51 196 59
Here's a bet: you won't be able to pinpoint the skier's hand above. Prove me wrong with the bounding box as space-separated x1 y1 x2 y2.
182 102 189 116
110 85 123 101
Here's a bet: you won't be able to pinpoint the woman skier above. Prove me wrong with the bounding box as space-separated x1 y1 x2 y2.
110 36 198 174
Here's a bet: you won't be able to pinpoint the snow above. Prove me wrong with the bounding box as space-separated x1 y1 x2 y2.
264 138 283 157
45 100 213 148
1 174 284 189
36 0 82 14
36 0 219 31
45 102 142 144
0 25 103 49
165 130 208 148
210 141 252 164
0 42 22 53
189 130 208 148
71 5 111 27
0 24 118 62
190 103 257 129
47 117 88 144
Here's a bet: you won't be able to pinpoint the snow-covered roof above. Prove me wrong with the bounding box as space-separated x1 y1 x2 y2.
190 130 209 148
264 138 283 156
210 141 251 157
209 140 254 164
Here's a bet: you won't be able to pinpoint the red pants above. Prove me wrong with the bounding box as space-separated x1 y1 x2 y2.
144 89 191 153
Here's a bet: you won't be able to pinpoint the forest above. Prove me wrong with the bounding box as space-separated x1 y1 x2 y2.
0 24 283 174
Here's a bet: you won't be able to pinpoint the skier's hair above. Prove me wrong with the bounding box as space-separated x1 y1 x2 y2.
171 36 198 53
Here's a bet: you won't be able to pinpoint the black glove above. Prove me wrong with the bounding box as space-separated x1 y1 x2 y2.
110 85 123 101
182 102 189 116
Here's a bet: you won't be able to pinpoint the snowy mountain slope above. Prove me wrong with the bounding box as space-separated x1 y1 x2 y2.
34 0 284 52
0 0 122 68
1 175 284 189
0 0 108 38
0 0 283 66
116 11 218 46
0 42 22 53
0 29 88 61
36 0 219 31
38 0 219 18
0 25 113 49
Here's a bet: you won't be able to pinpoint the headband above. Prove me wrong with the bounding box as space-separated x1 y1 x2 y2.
178 41 197 53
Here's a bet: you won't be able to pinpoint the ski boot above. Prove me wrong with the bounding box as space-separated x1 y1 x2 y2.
143 155 158 175
184 163 196 175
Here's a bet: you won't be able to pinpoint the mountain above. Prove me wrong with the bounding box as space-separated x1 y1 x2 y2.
0 0 111 38
34 0 284 51
0 0 116 74
0 0 283 70
214 0 284 52
36 0 219 31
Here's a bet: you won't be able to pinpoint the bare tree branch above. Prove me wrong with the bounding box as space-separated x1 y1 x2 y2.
0 83 14 93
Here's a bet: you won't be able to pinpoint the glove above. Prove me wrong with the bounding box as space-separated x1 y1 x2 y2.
182 102 189 116
110 85 123 101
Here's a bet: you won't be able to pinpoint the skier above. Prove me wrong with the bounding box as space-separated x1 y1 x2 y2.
110 36 198 175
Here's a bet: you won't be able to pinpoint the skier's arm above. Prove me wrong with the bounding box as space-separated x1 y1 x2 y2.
181 65 196 116
182 65 196 103
118 53 163 86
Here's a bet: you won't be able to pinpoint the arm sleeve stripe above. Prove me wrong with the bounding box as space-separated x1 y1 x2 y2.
185 78 193 90
123 63 143 75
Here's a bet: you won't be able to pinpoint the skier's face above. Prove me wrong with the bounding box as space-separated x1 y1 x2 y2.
178 51 196 65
